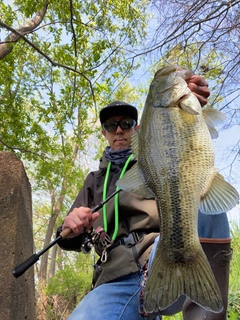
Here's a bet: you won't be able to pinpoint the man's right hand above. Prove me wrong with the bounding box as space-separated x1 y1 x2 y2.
62 207 99 238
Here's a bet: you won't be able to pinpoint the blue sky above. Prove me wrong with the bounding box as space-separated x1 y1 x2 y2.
213 125 240 227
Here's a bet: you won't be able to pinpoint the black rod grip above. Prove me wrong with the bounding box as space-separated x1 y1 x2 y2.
12 253 39 278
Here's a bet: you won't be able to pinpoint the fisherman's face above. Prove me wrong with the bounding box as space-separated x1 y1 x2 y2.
102 115 139 151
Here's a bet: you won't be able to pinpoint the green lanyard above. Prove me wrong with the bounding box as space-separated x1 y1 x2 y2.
102 154 134 240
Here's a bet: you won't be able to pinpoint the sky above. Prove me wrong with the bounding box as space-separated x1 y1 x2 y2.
213 124 240 228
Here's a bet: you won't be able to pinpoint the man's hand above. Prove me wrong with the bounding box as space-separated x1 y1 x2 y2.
62 207 99 238
186 75 210 107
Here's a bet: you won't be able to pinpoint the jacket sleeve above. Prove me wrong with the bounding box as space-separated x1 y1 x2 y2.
57 172 95 251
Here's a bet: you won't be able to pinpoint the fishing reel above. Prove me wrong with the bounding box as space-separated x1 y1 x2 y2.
81 227 113 262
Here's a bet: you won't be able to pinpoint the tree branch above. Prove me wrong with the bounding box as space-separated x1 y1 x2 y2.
0 3 48 59
0 137 48 159
0 15 97 108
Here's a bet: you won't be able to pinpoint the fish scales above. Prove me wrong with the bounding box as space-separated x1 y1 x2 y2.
140 107 210 264
116 65 239 314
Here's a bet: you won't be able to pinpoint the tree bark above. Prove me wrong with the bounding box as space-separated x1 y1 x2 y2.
38 184 67 281
49 239 58 280
39 144 80 281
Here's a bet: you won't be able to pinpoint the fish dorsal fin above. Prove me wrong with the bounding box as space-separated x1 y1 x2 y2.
202 108 227 139
200 172 239 214
131 131 139 158
116 163 154 198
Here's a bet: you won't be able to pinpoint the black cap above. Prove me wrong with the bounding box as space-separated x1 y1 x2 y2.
99 101 138 124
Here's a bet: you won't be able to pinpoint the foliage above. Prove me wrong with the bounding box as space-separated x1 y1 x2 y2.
44 252 94 319
228 225 240 319
0 0 149 172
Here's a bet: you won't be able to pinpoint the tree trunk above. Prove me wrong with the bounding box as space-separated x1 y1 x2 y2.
39 143 80 281
49 243 58 280
39 189 66 281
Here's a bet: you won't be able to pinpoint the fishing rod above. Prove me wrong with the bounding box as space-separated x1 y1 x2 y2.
12 189 122 278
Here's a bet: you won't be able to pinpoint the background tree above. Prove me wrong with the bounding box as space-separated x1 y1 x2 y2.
144 0 239 98
0 1 149 317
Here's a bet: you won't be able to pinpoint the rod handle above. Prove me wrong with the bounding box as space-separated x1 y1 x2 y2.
60 227 72 239
12 253 39 278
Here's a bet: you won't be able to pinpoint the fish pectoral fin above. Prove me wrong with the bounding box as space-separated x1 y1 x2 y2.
179 95 200 115
202 108 227 139
144 246 223 314
180 103 199 115
116 163 154 198
200 172 239 214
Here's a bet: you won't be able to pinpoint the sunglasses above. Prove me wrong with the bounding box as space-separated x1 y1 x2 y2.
102 118 136 132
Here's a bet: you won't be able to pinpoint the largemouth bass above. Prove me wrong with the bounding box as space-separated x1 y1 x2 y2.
116 65 239 313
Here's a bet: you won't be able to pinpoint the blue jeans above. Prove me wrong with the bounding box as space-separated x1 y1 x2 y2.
198 211 230 238
68 271 149 320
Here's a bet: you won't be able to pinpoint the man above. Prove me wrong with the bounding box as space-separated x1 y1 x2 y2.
57 75 231 319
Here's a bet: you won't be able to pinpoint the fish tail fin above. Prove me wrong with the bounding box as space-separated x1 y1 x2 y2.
144 245 223 314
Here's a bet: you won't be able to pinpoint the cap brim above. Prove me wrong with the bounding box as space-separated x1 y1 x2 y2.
100 104 137 124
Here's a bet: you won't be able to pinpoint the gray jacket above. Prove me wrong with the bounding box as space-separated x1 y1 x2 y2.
57 152 160 288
